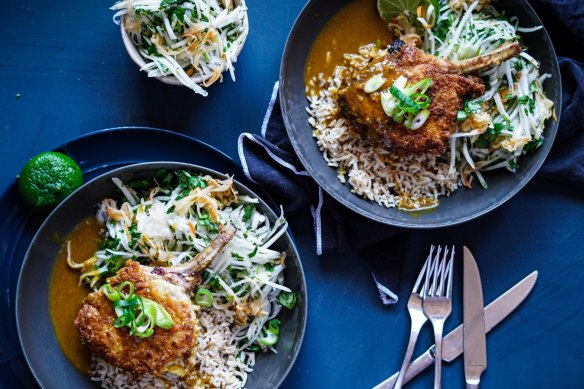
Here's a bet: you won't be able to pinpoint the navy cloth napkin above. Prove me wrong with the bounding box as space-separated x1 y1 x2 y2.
238 1 584 305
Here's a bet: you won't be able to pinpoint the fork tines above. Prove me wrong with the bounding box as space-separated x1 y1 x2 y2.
424 245 455 299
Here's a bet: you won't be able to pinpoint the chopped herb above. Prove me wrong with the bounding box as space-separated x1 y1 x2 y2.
128 224 142 246
474 122 508 148
263 263 274 272
166 205 176 214
171 6 186 23
247 344 260 352
276 291 297 309
248 246 258 258
524 138 544 152
197 210 219 233
208 275 222 292
242 203 255 222
160 0 180 9
529 82 538 93
464 99 483 114
434 13 454 41
508 159 519 170
231 252 244 260
456 110 468 121
128 178 154 190
146 44 161 57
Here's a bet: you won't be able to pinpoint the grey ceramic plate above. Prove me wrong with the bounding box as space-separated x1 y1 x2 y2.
280 0 562 228
16 162 307 388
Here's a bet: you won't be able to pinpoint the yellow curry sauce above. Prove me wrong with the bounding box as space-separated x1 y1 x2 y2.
304 0 390 91
303 0 439 212
48 216 102 373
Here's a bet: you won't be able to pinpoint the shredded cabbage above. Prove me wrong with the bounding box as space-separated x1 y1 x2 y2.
419 0 554 186
111 0 249 95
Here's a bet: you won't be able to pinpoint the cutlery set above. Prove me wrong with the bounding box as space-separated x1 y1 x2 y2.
376 246 538 389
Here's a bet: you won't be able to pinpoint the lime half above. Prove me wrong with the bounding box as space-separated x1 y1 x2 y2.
377 0 420 22
18 151 83 211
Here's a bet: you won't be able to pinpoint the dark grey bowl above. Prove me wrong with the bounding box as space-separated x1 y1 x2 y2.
280 0 561 228
16 162 307 388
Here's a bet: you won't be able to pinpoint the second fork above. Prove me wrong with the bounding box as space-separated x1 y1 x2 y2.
423 246 455 389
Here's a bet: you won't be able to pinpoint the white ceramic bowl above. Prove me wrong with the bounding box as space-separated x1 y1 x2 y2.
120 0 249 88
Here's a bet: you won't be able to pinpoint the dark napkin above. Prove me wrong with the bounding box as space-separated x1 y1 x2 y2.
238 4 584 304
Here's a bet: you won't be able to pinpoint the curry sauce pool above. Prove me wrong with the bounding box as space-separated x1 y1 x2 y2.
304 0 389 91
49 216 102 373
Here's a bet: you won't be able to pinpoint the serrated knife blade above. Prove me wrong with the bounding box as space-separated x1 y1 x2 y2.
463 247 487 388
373 271 538 389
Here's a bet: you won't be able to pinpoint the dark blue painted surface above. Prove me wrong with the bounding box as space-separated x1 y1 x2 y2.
1 1 583 388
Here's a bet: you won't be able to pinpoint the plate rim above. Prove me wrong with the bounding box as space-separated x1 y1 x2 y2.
279 0 562 228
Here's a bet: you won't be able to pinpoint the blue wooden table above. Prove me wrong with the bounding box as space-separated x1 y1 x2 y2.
1 0 583 388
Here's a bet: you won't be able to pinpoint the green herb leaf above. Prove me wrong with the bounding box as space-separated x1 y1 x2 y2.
242 203 256 222
171 6 186 23
248 246 258 258
276 291 297 309
456 110 468 121
524 138 543 152
160 0 180 9
464 99 483 114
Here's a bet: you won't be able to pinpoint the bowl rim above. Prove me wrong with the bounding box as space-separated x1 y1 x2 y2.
119 0 249 87
15 161 307 389
279 0 562 229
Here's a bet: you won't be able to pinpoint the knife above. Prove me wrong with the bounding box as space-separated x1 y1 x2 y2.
373 271 538 389
463 247 487 389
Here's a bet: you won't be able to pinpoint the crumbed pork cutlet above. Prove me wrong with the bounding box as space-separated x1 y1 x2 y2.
338 40 521 155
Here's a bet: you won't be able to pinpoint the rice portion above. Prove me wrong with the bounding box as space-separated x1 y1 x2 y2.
307 45 459 209
91 309 255 389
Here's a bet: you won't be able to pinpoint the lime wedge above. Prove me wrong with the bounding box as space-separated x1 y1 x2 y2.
377 0 420 22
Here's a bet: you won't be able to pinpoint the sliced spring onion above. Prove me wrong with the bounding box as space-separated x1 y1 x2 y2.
257 328 278 346
456 110 468 121
102 284 121 302
404 77 433 95
195 288 213 307
409 109 431 130
393 75 408 90
390 86 418 110
411 93 431 109
103 281 174 337
381 91 397 116
363 75 386 93
143 298 174 329
118 281 134 299
268 319 281 335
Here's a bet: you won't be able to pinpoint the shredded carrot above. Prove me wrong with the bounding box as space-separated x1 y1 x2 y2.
188 221 197 238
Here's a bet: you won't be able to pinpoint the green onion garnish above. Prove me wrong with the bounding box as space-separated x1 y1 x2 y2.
364 75 386 93
457 110 468 121
101 281 174 338
380 77 434 131
195 287 213 307
390 86 418 110
257 319 282 346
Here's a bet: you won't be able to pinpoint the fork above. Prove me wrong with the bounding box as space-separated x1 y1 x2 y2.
422 246 455 389
393 247 436 389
